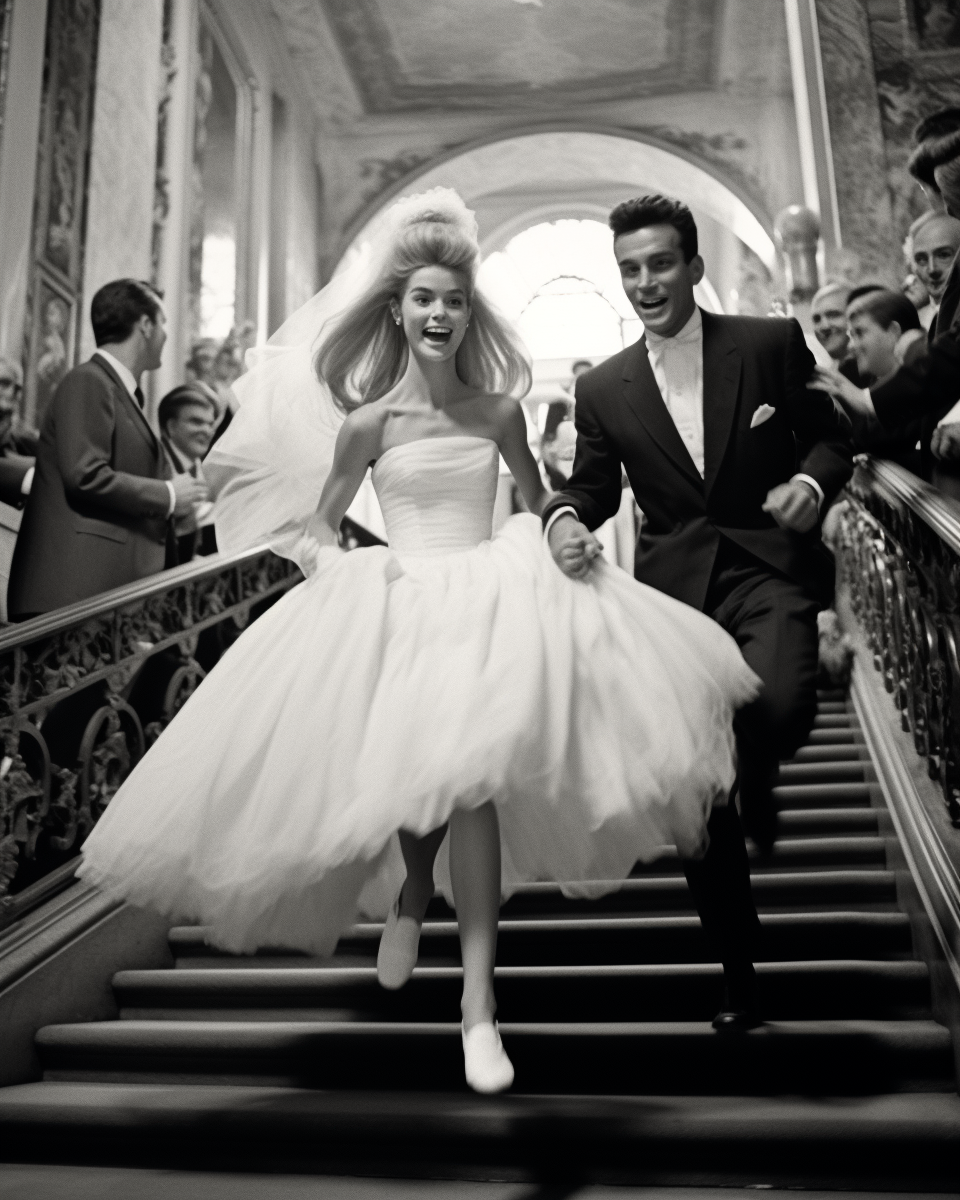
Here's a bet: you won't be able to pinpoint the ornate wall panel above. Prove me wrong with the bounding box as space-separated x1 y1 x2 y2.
22 0 101 427
0 0 13 169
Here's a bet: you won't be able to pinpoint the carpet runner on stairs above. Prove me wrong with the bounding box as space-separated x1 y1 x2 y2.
1 690 958 1190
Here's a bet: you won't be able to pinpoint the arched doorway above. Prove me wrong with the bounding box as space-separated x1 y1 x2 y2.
337 128 777 318
338 129 778 556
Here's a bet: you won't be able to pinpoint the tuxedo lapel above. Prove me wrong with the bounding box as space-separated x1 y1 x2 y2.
621 338 703 490
92 356 159 455
701 311 741 498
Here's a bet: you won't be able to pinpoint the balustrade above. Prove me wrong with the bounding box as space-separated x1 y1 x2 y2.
0 517 380 925
835 458 960 827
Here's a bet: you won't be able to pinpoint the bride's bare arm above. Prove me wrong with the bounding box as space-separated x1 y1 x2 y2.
496 399 553 516
305 410 383 545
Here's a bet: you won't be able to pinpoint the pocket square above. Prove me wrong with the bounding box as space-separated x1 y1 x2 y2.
750 404 776 429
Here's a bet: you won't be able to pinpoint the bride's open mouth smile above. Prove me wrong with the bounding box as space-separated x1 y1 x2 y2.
423 326 453 345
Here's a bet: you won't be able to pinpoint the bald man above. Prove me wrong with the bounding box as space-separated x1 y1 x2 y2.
909 211 960 330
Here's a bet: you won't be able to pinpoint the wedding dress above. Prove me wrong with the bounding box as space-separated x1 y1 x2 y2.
79 433 758 956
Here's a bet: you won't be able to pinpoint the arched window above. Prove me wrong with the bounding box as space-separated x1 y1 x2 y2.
477 216 723 363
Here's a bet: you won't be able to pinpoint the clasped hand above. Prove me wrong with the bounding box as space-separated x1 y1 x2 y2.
171 472 209 518
548 516 603 580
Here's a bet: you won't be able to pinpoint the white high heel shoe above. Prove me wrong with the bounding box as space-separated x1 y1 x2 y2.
462 1021 514 1094
376 899 421 990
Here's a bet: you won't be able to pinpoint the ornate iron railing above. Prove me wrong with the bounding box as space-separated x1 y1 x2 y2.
835 458 960 827
0 517 381 926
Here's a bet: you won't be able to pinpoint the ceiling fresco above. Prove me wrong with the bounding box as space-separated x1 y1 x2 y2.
318 0 718 111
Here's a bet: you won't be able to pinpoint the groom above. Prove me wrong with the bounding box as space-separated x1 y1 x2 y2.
544 195 853 1027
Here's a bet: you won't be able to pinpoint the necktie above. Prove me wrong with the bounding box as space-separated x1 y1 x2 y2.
134 386 145 410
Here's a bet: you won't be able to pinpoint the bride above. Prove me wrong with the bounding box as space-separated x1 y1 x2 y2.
79 190 758 1094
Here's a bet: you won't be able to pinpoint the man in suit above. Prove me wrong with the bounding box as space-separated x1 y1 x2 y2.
822 110 960 476
545 194 853 1028
7 279 208 619
158 383 217 563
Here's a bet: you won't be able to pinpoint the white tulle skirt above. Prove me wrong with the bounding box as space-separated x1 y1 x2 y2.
78 515 759 955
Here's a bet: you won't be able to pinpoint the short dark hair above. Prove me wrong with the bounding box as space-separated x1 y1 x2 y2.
908 108 960 191
91 279 164 347
608 195 698 263
847 287 921 333
158 384 217 434
846 284 885 308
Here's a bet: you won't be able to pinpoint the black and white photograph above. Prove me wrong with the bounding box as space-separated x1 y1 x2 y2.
0 2 959 1198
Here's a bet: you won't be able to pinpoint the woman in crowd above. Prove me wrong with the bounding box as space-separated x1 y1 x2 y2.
79 190 757 1094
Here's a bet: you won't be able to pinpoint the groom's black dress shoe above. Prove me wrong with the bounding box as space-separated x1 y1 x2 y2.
712 965 762 1032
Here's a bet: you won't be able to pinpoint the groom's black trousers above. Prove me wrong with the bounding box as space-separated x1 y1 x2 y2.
681 536 821 970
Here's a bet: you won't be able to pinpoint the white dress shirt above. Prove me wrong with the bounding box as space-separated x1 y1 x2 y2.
545 307 824 540
645 307 705 475
94 350 176 518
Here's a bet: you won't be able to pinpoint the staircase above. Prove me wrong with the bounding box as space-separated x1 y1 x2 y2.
1 690 959 1191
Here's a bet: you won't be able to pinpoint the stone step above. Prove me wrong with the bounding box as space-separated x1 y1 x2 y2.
777 760 867 783
772 783 873 808
113 960 932 1023
168 873 902 964
789 743 863 763
807 729 858 745
629 836 886 874
777 807 879 835
35 1019 955 1095
813 714 857 729
1 1084 958 1190
172 911 913 969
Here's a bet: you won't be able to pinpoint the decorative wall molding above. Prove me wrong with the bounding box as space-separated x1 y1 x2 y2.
22 0 102 427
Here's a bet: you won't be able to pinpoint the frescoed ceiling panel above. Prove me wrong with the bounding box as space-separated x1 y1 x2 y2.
317 0 718 111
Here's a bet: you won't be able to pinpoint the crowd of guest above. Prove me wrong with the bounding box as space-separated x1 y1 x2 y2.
806 110 960 494
0 107 959 623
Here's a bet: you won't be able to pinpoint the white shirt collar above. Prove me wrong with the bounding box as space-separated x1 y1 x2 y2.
94 349 139 401
644 305 702 350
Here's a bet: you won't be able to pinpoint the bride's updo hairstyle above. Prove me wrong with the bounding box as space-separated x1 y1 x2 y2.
315 203 531 412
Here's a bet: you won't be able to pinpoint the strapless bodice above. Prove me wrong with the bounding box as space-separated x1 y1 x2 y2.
372 436 499 555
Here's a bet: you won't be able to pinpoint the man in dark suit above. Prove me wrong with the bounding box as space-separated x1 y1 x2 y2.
822 111 960 478
544 194 853 1028
7 279 208 619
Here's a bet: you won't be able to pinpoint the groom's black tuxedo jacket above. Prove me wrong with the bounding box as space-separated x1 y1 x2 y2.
542 311 853 611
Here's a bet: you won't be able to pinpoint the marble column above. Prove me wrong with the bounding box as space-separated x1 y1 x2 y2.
79 0 165 362
813 0 899 284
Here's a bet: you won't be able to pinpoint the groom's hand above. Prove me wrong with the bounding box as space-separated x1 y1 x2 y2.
548 514 603 580
762 480 819 533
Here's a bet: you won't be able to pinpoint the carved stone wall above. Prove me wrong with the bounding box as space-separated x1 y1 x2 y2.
22 0 101 428
815 0 960 286
78 0 164 363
